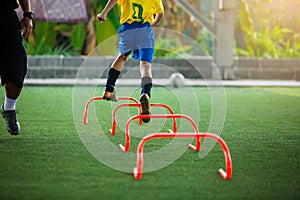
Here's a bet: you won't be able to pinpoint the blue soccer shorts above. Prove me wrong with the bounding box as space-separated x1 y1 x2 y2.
118 22 154 63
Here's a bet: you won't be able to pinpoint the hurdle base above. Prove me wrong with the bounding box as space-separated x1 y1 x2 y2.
133 167 142 180
188 144 199 151
119 144 127 152
168 129 175 134
218 168 229 180
109 129 116 135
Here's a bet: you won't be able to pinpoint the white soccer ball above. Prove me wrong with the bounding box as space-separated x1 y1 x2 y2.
169 73 186 88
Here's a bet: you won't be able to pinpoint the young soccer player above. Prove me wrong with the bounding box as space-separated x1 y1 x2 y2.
97 0 164 123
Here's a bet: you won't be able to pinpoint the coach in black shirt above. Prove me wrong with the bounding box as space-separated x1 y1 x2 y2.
0 0 34 135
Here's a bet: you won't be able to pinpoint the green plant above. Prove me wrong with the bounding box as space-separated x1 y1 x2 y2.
196 28 213 56
237 0 300 58
25 22 89 56
154 38 193 57
24 35 76 56
71 24 86 51
33 22 57 48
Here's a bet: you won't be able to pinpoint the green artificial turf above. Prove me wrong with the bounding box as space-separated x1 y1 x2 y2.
0 86 299 200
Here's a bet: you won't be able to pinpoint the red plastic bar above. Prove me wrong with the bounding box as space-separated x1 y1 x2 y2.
110 104 141 135
110 103 177 135
83 96 139 124
119 114 199 152
133 132 232 180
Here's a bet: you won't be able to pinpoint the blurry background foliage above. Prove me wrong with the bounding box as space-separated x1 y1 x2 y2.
236 0 300 58
25 0 300 58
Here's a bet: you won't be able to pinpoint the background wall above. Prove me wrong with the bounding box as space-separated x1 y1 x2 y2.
26 56 300 80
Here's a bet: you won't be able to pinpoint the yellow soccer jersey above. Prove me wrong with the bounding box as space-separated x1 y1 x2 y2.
117 0 164 24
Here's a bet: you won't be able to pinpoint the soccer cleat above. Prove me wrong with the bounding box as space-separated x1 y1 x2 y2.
0 104 20 135
140 93 151 123
102 90 118 102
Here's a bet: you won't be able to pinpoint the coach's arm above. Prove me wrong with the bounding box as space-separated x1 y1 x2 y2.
19 0 33 39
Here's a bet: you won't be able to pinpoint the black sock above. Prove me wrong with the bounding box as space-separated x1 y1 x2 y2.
141 77 152 98
105 68 121 92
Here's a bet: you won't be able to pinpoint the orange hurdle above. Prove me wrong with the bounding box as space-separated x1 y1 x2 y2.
83 96 140 125
83 97 177 135
133 132 232 180
119 114 200 152
83 97 233 181
110 103 177 135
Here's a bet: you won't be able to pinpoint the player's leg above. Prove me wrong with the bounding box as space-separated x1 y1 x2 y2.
102 22 135 101
4 82 22 108
139 60 152 123
4 84 22 99
133 25 155 123
0 27 27 135
140 60 152 97
102 54 129 101
0 84 22 135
